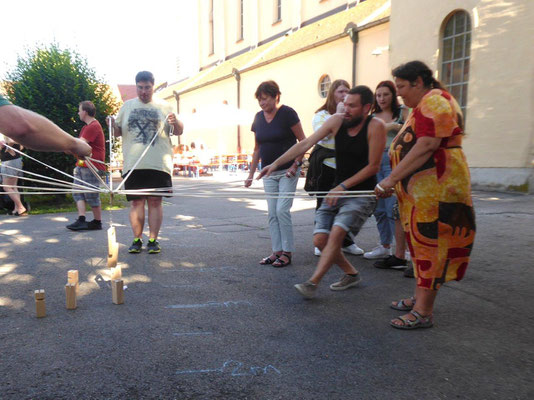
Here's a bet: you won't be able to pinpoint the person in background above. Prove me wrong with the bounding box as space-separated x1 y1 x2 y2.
259 86 385 298
245 80 306 268
66 101 106 231
364 80 409 261
109 71 183 254
0 137 27 216
307 79 364 257
377 60 476 329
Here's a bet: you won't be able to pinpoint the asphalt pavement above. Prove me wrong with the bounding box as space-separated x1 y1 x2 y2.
0 175 532 399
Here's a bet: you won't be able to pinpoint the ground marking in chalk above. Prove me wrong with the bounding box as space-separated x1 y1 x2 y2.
165 301 252 309
176 360 281 376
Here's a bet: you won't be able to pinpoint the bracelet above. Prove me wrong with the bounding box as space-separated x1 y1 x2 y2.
340 183 348 191
376 183 386 192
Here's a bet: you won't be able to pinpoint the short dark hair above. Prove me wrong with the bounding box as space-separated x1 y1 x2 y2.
79 100 96 117
347 85 374 107
254 80 281 100
135 71 155 84
392 60 444 90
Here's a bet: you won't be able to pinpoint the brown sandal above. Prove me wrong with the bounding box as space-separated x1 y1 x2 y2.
272 253 291 268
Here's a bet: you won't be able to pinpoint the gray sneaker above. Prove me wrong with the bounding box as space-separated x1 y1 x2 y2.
294 281 317 299
329 274 361 291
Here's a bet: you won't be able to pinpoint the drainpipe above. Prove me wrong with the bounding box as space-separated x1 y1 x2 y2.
232 68 242 154
347 26 359 87
173 90 181 145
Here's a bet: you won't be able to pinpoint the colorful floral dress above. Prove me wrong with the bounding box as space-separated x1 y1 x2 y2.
389 89 476 290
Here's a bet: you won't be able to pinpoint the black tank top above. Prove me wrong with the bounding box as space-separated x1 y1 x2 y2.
334 116 377 191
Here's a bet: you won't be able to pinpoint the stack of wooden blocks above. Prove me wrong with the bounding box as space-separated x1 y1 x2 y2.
108 226 124 305
34 226 125 318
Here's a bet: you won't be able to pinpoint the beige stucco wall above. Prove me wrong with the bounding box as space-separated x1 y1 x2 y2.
199 0 367 67
173 78 241 155
390 0 534 173
165 21 390 156
355 22 390 89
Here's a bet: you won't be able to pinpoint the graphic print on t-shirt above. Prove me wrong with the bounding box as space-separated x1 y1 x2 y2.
127 108 162 146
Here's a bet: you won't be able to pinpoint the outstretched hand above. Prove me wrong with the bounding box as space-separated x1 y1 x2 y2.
66 138 92 157
257 164 276 180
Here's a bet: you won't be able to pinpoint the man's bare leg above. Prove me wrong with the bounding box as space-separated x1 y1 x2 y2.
90 206 102 221
147 196 163 240
309 226 358 284
130 198 146 238
76 200 86 217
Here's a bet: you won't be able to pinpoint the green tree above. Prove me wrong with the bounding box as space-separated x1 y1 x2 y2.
2 43 120 195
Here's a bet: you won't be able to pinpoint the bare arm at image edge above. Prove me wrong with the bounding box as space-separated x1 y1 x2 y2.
0 104 91 156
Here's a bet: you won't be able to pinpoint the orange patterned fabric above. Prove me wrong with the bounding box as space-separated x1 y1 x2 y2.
389 89 476 290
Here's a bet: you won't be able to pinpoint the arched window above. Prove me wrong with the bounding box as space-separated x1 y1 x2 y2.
441 10 471 116
318 75 331 98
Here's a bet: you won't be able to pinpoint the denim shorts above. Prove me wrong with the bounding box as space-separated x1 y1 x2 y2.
314 196 376 235
1 158 23 177
72 167 102 207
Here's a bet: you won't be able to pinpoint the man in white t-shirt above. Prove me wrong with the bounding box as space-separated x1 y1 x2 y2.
109 71 183 254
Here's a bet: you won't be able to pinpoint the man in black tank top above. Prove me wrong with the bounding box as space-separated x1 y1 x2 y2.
258 86 386 299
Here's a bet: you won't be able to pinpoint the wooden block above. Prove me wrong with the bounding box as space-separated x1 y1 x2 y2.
65 283 77 310
107 241 119 269
67 270 79 293
110 265 122 281
112 279 124 305
35 289 46 318
107 226 116 256
34 289 45 300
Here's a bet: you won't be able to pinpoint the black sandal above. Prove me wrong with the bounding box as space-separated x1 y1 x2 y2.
259 254 279 265
272 253 291 268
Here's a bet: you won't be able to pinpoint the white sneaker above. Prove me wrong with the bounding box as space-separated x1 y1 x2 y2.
342 244 364 256
314 247 321 256
363 245 392 259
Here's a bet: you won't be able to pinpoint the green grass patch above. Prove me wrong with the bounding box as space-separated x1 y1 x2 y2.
25 193 128 215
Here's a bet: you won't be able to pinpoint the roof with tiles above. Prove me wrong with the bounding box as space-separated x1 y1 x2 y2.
159 0 390 100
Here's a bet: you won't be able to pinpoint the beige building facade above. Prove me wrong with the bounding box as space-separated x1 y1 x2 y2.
390 0 534 192
158 0 533 192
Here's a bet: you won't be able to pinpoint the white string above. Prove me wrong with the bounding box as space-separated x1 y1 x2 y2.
3 143 100 190
0 171 102 192
0 163 103 192
84 157 110 191
85 156 108 166
0 183 101 193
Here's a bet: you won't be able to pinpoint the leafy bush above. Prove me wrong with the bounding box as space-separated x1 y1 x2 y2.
2 43 120 194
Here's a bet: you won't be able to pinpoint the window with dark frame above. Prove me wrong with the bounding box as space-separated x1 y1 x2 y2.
209 0 214 55
274 0 282 23
440 10 471 117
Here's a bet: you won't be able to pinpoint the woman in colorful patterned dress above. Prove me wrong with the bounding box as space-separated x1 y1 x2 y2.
375 61 476 330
